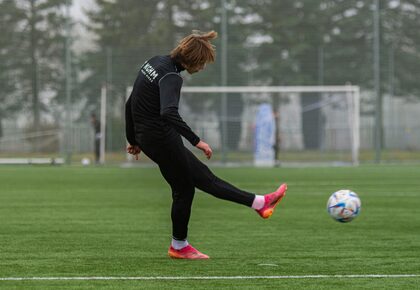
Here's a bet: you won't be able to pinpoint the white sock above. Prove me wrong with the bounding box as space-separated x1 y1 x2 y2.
251 195 265 210
171 238 189 250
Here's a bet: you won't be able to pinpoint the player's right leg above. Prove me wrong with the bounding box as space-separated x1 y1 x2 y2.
255 183 287 219
185 148 255 206
185 148 287 218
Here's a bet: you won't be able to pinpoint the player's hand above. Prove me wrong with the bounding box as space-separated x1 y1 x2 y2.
126 144 141 160
196 140 212 159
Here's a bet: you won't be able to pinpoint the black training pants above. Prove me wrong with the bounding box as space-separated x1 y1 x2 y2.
139 134 255 240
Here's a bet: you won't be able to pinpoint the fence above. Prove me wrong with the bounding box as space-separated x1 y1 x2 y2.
3 86 420 165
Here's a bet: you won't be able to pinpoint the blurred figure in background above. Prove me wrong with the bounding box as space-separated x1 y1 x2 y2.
90 113 101 164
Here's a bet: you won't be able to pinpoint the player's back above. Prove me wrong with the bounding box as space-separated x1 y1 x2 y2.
131 55 180 142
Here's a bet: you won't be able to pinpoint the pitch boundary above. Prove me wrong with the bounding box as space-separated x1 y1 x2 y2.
0 274 419 281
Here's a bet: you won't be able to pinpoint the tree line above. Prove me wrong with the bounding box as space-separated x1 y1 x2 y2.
1 0 420 140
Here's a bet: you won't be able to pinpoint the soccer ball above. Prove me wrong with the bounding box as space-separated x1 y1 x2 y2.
327 189 361 223
81 158 91 166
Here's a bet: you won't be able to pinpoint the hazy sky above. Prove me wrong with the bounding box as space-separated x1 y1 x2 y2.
71 0 94 21
70 0 96 51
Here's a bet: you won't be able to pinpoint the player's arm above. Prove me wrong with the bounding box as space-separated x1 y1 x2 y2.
125 94 141 159
125 93 137 146
159 73 200 146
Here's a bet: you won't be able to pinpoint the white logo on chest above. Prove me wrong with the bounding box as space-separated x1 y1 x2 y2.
141 62 159 82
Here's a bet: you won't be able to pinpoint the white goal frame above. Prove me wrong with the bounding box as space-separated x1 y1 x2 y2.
181 85 360 166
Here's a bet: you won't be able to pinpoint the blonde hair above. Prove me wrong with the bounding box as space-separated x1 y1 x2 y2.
171 30 218 69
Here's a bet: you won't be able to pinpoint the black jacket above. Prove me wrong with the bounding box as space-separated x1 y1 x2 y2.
125 55 200 146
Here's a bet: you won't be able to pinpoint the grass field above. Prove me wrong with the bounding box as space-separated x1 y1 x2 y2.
0 164 419 289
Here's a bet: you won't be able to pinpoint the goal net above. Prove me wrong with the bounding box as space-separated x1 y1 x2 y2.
179 85 360 166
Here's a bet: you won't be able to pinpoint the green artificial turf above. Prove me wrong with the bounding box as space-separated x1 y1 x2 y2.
0 165 419 289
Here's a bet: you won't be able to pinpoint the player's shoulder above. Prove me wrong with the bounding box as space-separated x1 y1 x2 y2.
155 56 183 83
139 55 179 85
150 55 178 74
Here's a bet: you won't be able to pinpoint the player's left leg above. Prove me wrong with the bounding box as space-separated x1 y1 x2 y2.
148 137 209 259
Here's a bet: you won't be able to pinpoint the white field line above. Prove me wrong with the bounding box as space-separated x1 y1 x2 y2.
0 274 419 281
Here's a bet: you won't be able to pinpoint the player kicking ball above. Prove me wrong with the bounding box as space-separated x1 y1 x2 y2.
125 30 287 260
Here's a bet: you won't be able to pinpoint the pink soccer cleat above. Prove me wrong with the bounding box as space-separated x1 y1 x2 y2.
256 183 287 219
168 245 209 259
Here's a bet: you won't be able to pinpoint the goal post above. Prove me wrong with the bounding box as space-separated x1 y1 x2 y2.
181 85 360 166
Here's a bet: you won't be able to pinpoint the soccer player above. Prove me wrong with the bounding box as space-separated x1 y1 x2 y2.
125 30 287 259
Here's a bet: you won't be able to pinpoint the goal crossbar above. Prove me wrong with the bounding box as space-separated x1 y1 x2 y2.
182 85 359 94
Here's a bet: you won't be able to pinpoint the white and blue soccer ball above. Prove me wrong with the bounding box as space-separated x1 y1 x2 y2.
327 189 361 223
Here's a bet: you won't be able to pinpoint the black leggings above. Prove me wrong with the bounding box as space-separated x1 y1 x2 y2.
139 135 255 240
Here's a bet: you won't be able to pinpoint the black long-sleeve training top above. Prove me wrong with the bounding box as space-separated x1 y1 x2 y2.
125 55 200 147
